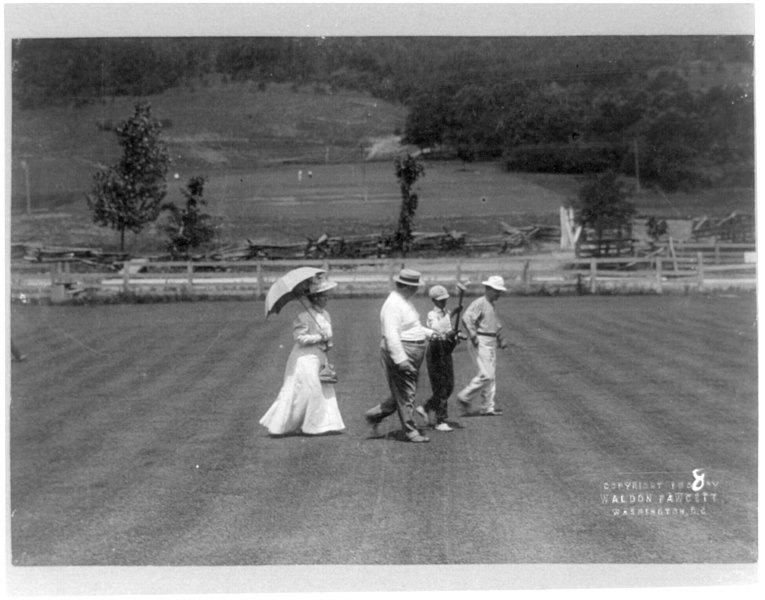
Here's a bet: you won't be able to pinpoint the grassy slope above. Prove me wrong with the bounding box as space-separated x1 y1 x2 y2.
10 80 408 198
10 80 755 253
10 81 408 250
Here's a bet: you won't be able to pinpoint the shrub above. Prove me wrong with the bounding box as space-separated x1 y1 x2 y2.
503 143 624 174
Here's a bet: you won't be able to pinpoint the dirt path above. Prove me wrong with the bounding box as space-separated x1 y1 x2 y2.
8 295 757 571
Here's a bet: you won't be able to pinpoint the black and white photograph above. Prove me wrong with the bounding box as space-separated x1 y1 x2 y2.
3 2 759 597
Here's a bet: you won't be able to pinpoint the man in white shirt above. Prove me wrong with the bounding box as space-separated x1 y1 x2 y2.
365 268 434 443
457 275 508 416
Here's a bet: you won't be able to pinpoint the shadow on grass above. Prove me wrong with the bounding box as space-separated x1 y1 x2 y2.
368 428 464 443
266 430 345 440
458 411 503 418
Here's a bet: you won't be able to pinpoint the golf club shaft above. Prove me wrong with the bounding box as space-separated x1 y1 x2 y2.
452 284 465 335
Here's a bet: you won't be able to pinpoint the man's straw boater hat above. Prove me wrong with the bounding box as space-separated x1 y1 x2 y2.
393 268 423 287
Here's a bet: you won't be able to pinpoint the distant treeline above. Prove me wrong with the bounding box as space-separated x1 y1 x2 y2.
11 36 754 191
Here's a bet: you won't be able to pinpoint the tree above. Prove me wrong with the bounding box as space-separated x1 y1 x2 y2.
453 82 516 158
393 154 425 256
446 85 487 166
160 176 216 258
403 88 450 149
646 216 669 249
87 102 170 251
639 106 705 191
455 144 477 169
573 171 635 256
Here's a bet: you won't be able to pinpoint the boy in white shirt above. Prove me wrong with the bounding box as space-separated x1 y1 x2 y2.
416 285 462 431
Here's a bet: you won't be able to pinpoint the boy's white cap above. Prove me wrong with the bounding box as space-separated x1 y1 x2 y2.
428 285 449 301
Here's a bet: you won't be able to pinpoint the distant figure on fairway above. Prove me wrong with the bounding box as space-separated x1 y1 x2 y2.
260 275 345 436
457 276 508 416
11 339 27 362
416 285 462 432
365 268 434 443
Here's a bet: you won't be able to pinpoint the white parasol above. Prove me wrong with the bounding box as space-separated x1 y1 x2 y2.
264 266 326 318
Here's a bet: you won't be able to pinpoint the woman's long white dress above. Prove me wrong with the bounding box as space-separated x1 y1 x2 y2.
259 307 345 435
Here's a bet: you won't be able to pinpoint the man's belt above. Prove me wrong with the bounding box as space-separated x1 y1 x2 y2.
476 331 498 337
382 337 427 346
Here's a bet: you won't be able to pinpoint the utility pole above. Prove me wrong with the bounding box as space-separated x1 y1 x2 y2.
634 138 640 194
362 160 368 202
20 159 31 215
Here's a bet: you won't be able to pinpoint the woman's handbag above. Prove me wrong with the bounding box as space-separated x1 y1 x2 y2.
319 360 338 384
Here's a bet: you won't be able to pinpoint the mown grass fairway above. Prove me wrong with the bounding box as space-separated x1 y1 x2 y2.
9 294 757 570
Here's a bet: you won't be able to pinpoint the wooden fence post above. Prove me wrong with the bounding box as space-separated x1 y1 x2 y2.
697 252 704 292
256 262 263 299
668 237 679 272
187 262 194 294
589 258 597 293
123 260 131 294
655 256 663 294
49 261 63 303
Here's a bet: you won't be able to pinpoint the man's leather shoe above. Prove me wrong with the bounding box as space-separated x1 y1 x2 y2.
366 415 381 436
481 409 503 416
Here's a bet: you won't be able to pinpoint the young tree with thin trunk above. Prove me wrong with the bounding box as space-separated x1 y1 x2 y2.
160 176 216 259
87 102 170 251
393 154 424 256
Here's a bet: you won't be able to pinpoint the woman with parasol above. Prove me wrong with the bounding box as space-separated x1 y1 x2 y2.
260 269 345 436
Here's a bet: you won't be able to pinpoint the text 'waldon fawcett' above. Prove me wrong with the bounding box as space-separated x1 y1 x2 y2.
602 492 718 504
601 469 721 517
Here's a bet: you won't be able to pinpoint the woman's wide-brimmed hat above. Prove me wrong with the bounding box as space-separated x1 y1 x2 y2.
393 268 423 287
308 274 338 295
482 275 507 291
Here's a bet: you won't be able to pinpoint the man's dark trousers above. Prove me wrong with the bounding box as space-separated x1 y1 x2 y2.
423 337 454 423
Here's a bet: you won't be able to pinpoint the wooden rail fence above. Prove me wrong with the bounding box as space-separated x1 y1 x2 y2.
9 247 756 303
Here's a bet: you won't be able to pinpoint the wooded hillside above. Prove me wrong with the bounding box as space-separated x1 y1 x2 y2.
11 36 754 192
